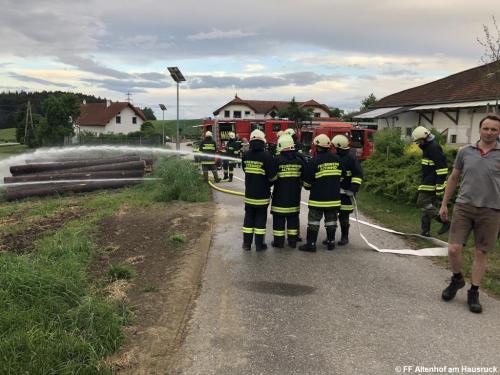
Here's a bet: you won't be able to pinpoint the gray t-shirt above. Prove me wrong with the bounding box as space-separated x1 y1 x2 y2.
454 142 500 209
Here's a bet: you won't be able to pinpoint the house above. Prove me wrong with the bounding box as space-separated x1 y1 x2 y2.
353 61 500 144
75 100 146 135
213 95 334 121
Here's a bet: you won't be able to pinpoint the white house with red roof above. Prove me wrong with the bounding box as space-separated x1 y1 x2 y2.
213 95 333 120
74 100 146 135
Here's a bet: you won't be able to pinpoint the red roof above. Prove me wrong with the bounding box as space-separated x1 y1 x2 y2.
372 61 500 108
76 102 146 126
213 96 331 116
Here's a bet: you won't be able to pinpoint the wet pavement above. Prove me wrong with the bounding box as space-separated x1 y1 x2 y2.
174 167 500 375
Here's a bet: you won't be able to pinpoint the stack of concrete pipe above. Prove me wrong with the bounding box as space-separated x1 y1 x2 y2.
5 155 149 201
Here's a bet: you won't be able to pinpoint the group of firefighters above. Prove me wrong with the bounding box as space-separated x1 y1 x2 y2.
197 127 364 252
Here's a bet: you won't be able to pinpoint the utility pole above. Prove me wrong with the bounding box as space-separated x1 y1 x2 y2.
24 101 34 145
126 92 132 103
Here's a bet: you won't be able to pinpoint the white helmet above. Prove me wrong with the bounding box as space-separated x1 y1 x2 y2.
205 131 213 138
276 130 284 138
285 128 296 136
229 131 236 139
277 134 295 152
331 134 350 150
412 126 430 142
250 129 266 143
313 134 331 148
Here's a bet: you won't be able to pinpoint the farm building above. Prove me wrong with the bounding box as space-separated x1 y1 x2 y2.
354 61 500 144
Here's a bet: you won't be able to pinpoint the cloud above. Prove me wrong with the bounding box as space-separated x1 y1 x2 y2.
81 78 171 93
187 28 257 41
58 56 132 79
9 72 74 88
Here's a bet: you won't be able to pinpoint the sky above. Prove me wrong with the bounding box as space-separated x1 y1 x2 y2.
0 0 498 119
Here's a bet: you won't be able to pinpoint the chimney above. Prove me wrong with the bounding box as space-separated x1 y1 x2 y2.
106 99 111 107
82 99 86 105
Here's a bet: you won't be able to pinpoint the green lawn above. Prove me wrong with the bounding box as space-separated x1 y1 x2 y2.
358 189 500 297
0 128 16 142
150 119 202 139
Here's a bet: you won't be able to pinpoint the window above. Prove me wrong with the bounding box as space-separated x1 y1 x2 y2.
272 123 281 132
233 111 242 118
245 111 251 116
406 127 412 137
314 112 321 118
450 134 457 143
224 110 230 118
132 117 137 124
116 116 121 124
251 123 264 131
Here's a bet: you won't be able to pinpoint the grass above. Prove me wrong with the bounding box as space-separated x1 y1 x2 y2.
0 143 28 160
107 263 135 281
0 157 212 373
358 189 500 297
150 119 202 139
0 127 16 142
169 233 186 244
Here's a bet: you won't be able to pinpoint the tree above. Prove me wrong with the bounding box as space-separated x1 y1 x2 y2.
38 94 80 146
142 107 157 120
278 97 313 128
329 107 345 119
477 16 500 113
360 93 377 110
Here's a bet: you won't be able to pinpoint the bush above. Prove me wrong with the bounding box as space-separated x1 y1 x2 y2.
372 128 408 157
150 157 211 202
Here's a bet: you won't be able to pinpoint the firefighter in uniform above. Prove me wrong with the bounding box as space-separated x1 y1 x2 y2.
242 129 277 251
299 134 342 252
412 126 450 237
199 131 221 182
274 130 285 156
223 132 241 181
271 134 305 249
331 134 363 246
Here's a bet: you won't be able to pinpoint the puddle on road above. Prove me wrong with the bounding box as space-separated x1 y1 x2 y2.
237 281 316 297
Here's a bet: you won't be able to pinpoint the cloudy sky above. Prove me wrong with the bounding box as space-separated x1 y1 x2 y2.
0 0 498 119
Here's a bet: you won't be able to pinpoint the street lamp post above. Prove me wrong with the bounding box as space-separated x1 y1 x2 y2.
159 104 166 146
167 67 186 151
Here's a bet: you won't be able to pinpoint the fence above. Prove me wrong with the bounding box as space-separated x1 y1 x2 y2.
75 134 164 146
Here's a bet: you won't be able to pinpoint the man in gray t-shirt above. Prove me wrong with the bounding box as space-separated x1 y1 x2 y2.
439 115 500 314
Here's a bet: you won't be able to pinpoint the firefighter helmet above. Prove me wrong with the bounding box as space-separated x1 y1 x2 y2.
277 130 284 138
285 128 296 136
331 134 350 150
205 131 213 138
412 126 430 142
313 134 331 148
229 131 236 139
250 129 266 143
277 134 295 152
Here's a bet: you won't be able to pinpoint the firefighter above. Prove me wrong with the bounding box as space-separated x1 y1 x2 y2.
299 134 342 252
412 126 450 237
242 129 277 251
223 132 241 181
199 131 221 182
330 134 363 246
271 134 305 249
286 127 304 155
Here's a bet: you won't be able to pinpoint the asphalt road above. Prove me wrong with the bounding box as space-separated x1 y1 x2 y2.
174 166 500 375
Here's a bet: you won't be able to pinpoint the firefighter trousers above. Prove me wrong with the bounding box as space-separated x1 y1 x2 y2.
242 205 268 247
202 163 220 182
272 213 299 246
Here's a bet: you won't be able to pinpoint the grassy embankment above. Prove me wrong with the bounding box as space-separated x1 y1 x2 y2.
150 119 202 140
0 157 211 374
0 127 16 142
358 189 500 297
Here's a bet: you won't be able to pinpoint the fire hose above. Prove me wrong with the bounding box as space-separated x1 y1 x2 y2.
207 178 449 257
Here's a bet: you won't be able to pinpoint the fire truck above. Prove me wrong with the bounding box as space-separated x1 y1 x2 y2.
197 119 375 160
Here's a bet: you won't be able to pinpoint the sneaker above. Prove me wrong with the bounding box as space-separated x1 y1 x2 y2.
467 289 483 313
437 221 451 235
441 276 465 301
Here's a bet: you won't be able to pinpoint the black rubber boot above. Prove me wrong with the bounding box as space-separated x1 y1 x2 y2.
271 236 285 248
242 233 253 251
255 234 268 252
338 224 349 246
435 216 451 235
223 172 228 180
228 174 233 182
325 226 336 250
288 237 297 249
441 275 465 301
299 229 318 252
467 289 483 313
420 216 431 237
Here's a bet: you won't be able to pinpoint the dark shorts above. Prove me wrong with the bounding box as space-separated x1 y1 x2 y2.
449 203 500 252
